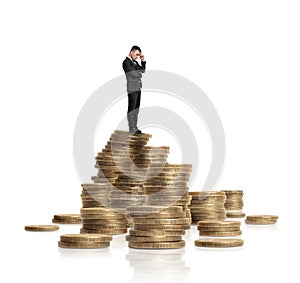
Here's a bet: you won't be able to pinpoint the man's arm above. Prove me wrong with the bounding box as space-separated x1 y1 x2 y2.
122 60 142 79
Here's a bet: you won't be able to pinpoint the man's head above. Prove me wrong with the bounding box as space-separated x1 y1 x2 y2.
129 45 142 60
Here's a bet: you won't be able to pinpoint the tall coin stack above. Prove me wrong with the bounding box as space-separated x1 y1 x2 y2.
108 131 153 228
80 130 152 235
222 190 245 218
189 191 226 223
144 163 193 226
126 205 188 249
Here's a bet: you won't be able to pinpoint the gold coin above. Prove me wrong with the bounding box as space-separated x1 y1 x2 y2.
129 229 185 237
133 218 189 225
226 211 246 218
197 220 241 227
133 212 187 219
53 214 81 220
133 224 189 231
126 235 182 242
195 238 244 248
82 224 128 229
52 219 81 224
245 219 277 225
129 240 185 249
60 234 112 242
246 215 278 220
58 241 110 249
25 225 59 232
199 230 242 237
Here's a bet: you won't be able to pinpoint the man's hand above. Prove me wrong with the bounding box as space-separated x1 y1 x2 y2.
140 53 145 62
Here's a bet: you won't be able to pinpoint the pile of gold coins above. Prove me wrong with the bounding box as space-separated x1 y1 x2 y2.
24 130 279 250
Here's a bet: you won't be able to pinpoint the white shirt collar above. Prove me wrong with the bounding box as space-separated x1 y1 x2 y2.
127 55 133 61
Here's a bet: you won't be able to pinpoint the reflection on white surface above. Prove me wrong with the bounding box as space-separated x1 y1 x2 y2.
126 247 190 283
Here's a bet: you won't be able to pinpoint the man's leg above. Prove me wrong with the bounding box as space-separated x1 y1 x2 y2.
127 91 140 132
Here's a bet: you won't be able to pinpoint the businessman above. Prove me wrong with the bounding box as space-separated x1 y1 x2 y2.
122 45 146 134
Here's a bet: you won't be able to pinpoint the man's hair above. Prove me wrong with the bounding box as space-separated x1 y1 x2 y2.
130 45 142 53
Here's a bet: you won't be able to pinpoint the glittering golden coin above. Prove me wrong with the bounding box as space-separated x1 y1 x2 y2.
58 241 110 249
53 214 81 220
52 219 81 224
197 220 241 227
82 223 128 229
133 224 189 231
60 234 112 242
199 230 242 236
133 212 187 219
133 218 189 225
226 211 246 218
195 238 244 248
80 228 127 235
199 226 241 232
127 205 183 214
129 229 185 237
246 215 278 220
80 208 126 216
25 225 59 232
81 219 129 224
245 217 277 225
129 240 185 249
126 235 182 242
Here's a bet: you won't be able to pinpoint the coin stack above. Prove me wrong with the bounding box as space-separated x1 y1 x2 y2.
80 207 130 235
81 183 112 208
93 130 152 184
80 130 152 233
189 191 226 223
222 190 245 218
197 220 242 237
107 132 153 227
126 205 188 249
245 215 278 225
58 234 112 249
144 163 193 226
195 220 244 248
52 214 81 224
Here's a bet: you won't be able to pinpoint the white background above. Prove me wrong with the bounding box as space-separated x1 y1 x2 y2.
0 0 299 282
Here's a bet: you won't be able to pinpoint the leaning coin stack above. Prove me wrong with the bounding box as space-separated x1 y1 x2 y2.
80 207 130 235
93 130 152 185
189 191 226 223
52 214 81 224
58 233 112 249
245 215 278 225
222 190 245 218
195 220 244 248
144 163 193 226
126 205 188 249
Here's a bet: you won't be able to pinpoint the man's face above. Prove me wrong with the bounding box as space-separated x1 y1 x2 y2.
130 50 141 60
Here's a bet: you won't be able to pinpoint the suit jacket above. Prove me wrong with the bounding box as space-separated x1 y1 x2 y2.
122 57 146 93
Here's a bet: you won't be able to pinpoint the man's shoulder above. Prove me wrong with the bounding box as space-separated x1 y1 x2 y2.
123 57 131 63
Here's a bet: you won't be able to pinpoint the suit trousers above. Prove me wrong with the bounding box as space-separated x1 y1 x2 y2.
127 90 141 113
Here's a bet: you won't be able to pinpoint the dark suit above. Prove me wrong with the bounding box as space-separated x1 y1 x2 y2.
122 57 146 131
